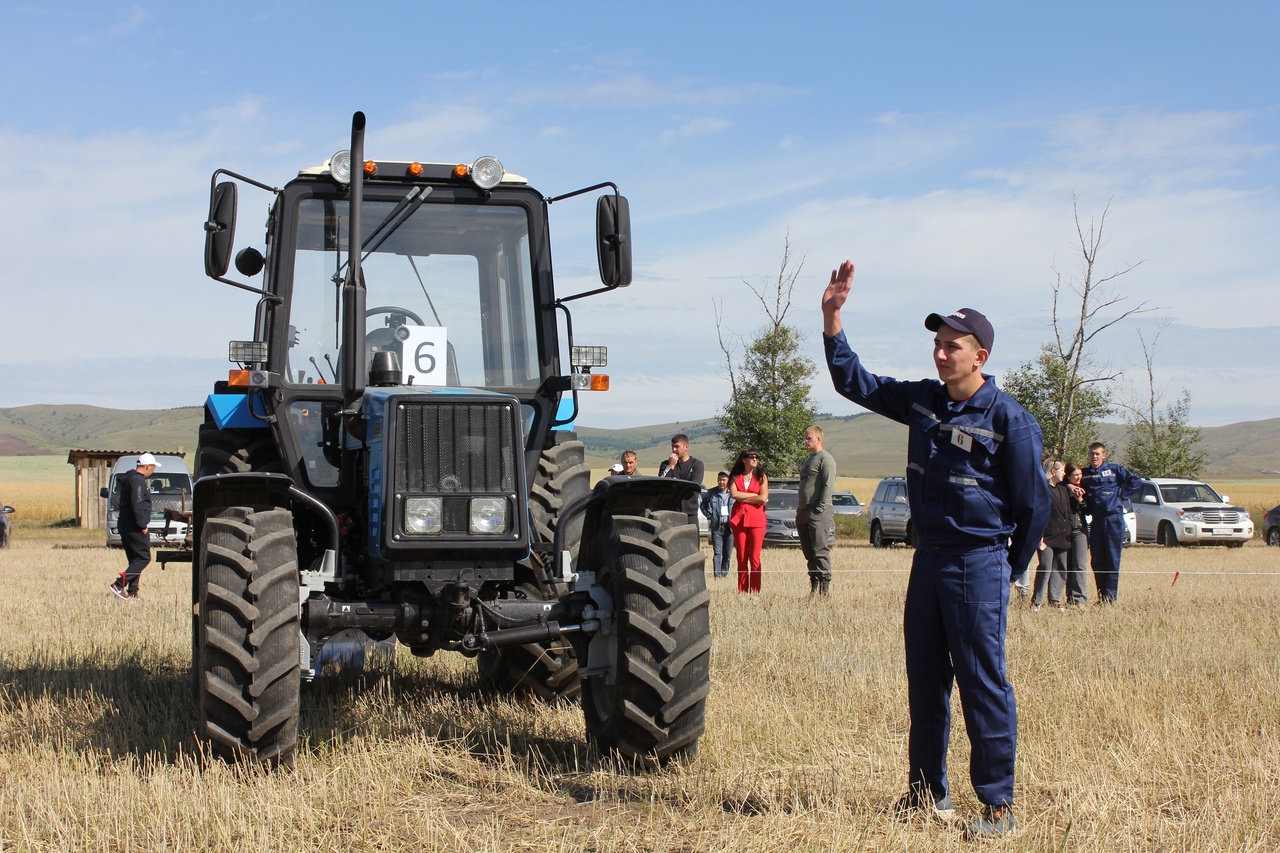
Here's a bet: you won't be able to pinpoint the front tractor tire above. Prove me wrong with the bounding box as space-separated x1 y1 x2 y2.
197 506 301 768
581 510 711 767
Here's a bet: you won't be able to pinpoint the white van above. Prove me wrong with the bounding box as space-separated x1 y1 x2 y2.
101 455 193 547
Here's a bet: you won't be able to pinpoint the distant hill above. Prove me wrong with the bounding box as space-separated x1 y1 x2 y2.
0 405 202 456
2 404 1275 480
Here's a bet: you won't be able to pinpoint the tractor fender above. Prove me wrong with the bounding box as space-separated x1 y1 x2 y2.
557 476 701 569
194 471 340 556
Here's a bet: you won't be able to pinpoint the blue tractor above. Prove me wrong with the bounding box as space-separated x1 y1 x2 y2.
175 112 710 769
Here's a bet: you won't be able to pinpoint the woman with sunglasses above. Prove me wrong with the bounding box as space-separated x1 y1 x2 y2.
728 448 769 593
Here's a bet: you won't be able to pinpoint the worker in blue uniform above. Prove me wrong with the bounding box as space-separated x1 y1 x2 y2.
822 261 1050 840
1080 441 1140 603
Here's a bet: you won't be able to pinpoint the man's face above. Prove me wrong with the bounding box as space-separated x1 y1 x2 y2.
717 474 729 490
139 464 156 477
1088 447 1107 467
672 440 688 458
932 326 984 385
622 455 637 474
803 432 821 454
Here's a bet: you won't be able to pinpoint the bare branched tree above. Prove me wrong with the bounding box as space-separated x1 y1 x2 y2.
1005 197 1160 461
714 234 817 476
1118 318 1206 477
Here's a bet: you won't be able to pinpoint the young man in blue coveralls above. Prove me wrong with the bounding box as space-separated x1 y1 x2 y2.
1081 441 1140 603
822 261 1050 839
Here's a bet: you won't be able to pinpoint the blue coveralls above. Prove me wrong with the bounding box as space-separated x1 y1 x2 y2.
826 331 1050 807
1080 462 1140 602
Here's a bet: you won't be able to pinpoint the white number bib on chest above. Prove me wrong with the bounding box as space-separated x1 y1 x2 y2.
951 428 974 453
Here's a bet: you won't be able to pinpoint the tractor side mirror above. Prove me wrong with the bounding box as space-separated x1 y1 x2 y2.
596 194 632 288
204 181 238 278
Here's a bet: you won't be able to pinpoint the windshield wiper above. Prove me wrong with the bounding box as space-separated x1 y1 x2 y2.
330 186 434 282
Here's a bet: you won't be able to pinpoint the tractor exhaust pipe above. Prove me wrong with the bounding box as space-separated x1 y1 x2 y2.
341 111 367 436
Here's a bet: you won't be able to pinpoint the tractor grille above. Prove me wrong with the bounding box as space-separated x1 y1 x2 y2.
1201 509 1241 524
393 402 519 528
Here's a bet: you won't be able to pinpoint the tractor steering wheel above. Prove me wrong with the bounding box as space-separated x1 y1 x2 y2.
364 305 426 359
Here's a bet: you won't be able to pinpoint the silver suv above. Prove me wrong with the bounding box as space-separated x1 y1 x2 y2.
1131 478 1253 547
867 476 913 547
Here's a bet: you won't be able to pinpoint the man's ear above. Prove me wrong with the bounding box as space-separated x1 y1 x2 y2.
973 347 990 369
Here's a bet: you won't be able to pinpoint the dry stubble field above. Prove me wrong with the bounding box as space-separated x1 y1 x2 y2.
1 526 1279 851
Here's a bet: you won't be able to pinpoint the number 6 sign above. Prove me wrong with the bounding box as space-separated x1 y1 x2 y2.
401 326 448 386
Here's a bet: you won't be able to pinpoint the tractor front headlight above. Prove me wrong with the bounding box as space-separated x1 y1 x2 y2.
404 497 443 534
470 497 508 534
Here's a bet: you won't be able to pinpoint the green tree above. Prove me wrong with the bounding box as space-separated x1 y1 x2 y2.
1120 321 1206 477
1002 345 1111 465
715 237 817 477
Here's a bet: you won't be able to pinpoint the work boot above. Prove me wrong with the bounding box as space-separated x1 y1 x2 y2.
818 579 830 596
808 577 820 597
965 803 1016 839
892 788 956 823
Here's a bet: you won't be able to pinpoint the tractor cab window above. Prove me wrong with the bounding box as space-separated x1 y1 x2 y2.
286 197 541 391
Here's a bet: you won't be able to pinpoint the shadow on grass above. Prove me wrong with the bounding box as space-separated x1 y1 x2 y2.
0 650 591 772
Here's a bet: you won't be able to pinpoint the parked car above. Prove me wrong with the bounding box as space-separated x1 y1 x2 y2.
100 455 194 547
763 489 835 546
832 491 862 516
867 476 913 547
0 504 13 549
1262 505 1280 547
1129 478 1253 547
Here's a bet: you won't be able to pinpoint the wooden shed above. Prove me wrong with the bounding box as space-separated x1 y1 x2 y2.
66 450 187 529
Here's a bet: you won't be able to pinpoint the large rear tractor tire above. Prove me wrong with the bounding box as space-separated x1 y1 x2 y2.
479 431 588 703
197 506 301 768
196 423 285 477
581 510 711 767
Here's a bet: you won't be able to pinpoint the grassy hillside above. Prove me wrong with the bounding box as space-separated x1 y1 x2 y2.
2 404 1276 480
0 404 202 455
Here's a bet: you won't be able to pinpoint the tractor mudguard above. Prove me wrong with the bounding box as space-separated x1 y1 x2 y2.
574 476 701 558
194 470 294 513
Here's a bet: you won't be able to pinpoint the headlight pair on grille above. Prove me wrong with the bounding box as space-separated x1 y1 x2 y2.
404 497 508 535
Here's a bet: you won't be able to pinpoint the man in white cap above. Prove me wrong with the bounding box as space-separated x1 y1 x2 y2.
109 453 156 599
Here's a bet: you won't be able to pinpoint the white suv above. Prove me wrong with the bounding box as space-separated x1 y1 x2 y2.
1130 478 1253 547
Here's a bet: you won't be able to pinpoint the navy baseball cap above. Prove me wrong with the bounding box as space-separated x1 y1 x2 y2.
924 308 994 352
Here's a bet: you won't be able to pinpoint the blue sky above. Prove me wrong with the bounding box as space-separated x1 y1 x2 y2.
1 1 1277 430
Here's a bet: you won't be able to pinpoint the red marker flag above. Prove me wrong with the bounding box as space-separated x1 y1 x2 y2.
1171 571 1180 586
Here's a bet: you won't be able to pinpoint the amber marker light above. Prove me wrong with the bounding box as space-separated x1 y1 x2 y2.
589 374 610 391
363 160 377 175
228 370 251 386
453 163 469 178
407 162 423 176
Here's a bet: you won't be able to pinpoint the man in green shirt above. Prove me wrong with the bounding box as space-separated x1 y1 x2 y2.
798 425 837 596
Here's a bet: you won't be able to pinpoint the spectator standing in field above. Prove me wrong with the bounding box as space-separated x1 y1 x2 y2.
700 471 734 579
798 425 837 597
1080 441 1140 604
728 449 768 594
619 450 639 476
1064 463 1090 606
658 434 705 528
110 453 157 599
822 260 1050 839
1031 461 1071 611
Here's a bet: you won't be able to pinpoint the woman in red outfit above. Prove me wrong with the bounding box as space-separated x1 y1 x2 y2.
728 448 769 593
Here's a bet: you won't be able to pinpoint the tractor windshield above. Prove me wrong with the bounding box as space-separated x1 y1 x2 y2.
285 196 541 391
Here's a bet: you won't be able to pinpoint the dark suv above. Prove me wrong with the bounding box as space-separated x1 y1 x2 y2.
867 476 913 547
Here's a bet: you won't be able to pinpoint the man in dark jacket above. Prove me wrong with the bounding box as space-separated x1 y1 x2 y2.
700 471 734 578
658 434 705 528
823 260 1050 839
110 453 156 599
